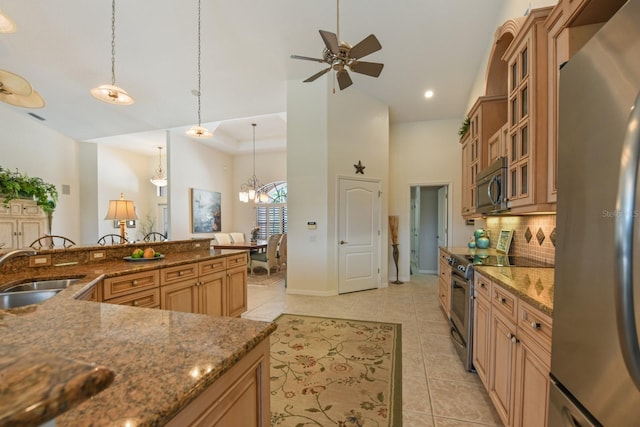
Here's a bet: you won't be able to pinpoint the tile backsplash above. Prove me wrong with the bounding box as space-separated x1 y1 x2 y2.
477 215 556 265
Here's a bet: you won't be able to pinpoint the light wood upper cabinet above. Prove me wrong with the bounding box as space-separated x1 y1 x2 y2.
504 7 553 213
461 96 507 219
0 200 46 249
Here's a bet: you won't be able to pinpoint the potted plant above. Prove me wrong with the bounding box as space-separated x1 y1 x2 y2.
0 166 58 214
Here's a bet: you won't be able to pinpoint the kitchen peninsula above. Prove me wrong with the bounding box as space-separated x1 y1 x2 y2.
0 239 276 426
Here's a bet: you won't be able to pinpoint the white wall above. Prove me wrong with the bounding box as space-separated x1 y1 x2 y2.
389 119 475 280
167 132 234 240
0 104 80 242
287 77 389 295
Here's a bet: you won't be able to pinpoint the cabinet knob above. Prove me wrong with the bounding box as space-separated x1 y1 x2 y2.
133 301 139 306
499 297 507 304
179 271 184 276
511 336 519 344
132 280 138 285
531 321 541 329
480 283 486 289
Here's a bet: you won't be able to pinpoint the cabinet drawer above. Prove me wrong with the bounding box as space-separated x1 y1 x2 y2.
162 263 198 286
103 270 160 300
474 272 492 301
518 300 552 350
226 253 248 268
106 288 160 309
199 257 227 276
492 283 517 322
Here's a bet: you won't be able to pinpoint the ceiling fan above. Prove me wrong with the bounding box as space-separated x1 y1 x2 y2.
290 0 384 91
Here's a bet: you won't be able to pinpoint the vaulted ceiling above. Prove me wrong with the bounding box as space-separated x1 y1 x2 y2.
1 0 511 153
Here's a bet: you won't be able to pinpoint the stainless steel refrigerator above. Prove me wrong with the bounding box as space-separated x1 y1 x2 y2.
549 0 640 425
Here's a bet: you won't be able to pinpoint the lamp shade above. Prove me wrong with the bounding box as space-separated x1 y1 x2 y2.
104 193 138 220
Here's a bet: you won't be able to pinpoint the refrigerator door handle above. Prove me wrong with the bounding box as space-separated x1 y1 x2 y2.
614 90 640 391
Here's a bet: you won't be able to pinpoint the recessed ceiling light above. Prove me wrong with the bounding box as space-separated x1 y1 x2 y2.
424 90 434 99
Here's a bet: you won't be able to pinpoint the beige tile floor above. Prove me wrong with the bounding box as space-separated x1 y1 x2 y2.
243 273 503 427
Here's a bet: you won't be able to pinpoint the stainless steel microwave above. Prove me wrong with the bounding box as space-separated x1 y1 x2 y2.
476 156 508 214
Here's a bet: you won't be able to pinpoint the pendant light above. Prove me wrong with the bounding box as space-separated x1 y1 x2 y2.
186 0 212 138
90 0 134 105
239 123 268 203
150 146 167 187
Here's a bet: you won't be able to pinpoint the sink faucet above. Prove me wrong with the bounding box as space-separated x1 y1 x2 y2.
0 249 38 267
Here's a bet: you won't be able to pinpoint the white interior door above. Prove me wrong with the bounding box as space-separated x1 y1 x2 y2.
338 178 381 294
437 186 448 247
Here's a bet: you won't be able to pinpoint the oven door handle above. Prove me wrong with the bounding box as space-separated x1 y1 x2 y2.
488 175 501 206
450 325 465 347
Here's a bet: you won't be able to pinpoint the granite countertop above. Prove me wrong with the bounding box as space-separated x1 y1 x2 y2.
0 249 276 426
474 266 555 315
439 246 554 315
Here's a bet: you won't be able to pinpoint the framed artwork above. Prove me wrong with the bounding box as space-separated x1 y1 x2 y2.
126 220 136 228
496 229 514 254
191 188 221 233
112 220 120 229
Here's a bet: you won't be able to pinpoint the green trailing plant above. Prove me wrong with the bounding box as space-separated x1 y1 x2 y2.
458 116 471 140
0 166 58 214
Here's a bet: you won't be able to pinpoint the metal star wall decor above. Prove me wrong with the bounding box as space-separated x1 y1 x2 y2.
354 160 365 174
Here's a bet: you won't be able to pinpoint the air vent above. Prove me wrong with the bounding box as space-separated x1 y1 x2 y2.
27 112 46 121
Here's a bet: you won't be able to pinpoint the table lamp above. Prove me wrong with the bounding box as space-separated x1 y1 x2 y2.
104 193 138 242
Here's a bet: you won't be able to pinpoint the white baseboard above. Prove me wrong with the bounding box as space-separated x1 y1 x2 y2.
285 288 338 297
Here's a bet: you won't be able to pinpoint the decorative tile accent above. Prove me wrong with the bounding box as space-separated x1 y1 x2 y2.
550 228 556 247
524 227 533 243
536 228 546 246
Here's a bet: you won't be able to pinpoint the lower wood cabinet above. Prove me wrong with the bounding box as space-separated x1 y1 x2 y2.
160 253 248 318
438 250 452 317
166 338 271 427
100 253 247 318
474 271 552 427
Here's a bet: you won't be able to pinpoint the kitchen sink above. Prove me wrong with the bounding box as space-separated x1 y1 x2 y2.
3 278 81 293
0 289 63 309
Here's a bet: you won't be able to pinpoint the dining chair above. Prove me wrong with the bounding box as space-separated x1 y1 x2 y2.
143 232 167 242
97 234 127 245
229 232 245 243
213 233 232 245
29 235 76 250
250 233 281 275
277 233 287 270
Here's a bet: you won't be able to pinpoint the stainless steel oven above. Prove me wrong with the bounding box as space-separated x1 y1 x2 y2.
449 261 474 372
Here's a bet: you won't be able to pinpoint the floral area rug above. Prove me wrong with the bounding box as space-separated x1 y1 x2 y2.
270 314 402 426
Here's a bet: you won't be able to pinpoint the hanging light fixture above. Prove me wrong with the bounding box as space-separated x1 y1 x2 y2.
90 0 134 105
0 9 17 33
239 123 268 203
186 0 212 138
150 146 167 187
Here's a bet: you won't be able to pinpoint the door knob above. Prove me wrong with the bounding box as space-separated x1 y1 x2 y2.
340 240 348 245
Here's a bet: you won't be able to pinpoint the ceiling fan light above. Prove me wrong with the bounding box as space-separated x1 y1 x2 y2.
90 84 134 105
186 125 213 138
0 10 17 33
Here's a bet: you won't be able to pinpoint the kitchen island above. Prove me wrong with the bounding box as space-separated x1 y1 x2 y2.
0 240 276 426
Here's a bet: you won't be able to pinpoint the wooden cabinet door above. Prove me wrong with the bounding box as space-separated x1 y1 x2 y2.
513 331 551 427
199 272 225 317
161 278 199 314
489 308 518 427
19 219 44 248
226 265 247 318
0 219 17 249
473 294 492 389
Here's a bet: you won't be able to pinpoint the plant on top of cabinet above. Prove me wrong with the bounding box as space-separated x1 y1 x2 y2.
458 116 471 140
0 166 58 213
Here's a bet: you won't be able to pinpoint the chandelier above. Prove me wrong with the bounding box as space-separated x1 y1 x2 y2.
239 123 268 203
150 146 167 187
186 0 212 138
90 0 134 105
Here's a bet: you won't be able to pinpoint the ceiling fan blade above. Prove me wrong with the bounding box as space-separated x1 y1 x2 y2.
319 30 339 55
0 69 33 96
291 54 326 63
349 34 382 59
304 67 332 83
336 69 353 90
349 61 384 78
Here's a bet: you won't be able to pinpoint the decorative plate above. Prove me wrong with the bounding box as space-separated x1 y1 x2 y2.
123 254 164 262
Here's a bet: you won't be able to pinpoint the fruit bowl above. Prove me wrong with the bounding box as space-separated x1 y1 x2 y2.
123 254 164 262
